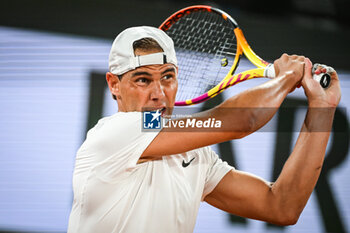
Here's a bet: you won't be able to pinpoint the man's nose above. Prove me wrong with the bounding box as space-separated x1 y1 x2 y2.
150 81 166 100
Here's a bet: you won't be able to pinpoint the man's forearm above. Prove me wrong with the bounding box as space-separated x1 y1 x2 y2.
211 73 299 136
271 106 336 220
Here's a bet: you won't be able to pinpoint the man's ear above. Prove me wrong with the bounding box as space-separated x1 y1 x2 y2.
106 72 121 99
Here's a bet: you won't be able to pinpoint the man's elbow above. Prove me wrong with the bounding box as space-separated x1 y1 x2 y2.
273 211 300 226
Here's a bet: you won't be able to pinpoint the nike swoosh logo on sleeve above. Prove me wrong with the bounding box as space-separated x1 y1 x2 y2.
182 157 195 167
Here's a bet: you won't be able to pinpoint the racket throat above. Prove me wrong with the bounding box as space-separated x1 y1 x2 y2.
229 45 243 76
234 28 269 68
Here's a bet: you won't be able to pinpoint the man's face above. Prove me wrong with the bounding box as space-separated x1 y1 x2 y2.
106 49 178 116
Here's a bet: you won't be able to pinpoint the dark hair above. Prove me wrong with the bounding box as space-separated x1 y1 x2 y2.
132 37 163 53
112 37 163 100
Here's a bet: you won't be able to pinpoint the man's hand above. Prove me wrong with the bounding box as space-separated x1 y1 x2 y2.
273 53 305 92
301 58 341 108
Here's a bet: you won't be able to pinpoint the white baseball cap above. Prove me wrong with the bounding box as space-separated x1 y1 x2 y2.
109 26 178 75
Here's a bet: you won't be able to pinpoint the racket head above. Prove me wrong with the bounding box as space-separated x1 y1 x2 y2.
159 5 243 106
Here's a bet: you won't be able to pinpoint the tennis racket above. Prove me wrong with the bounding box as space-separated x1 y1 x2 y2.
159 5 331 106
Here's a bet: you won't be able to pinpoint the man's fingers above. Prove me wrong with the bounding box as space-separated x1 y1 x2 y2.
313 63 335 75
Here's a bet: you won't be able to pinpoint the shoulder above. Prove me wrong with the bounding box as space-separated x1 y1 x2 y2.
88 112 142 135
82 111 158 155
100 111 141 126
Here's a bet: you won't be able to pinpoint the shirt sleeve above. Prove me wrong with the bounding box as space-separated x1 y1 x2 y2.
83 112 159 183
201 146 234 201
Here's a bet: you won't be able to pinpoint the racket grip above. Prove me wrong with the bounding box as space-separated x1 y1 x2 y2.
264 64 276 78
264 64 331 89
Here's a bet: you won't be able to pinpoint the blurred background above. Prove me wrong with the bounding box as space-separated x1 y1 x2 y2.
0 0 349 232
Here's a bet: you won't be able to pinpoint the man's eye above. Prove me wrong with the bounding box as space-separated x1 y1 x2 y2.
162 75 174 80
136 78 149 84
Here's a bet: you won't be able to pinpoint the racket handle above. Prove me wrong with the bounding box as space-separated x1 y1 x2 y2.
264 64 331 89
312 72 331 88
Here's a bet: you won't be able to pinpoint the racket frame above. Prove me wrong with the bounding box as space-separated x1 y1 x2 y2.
160 5 272 106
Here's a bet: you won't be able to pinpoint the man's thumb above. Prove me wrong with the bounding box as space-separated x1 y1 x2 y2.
304 57 313 80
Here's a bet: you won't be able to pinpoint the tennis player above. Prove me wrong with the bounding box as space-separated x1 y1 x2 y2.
67 26 341 233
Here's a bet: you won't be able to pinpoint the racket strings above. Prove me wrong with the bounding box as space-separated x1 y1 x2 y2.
165 10 238 101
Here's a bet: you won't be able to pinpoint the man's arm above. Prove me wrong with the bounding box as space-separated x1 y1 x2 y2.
142 54 305 159
204 58 341 225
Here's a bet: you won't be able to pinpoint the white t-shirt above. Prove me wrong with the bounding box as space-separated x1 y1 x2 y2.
68 112 233 233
